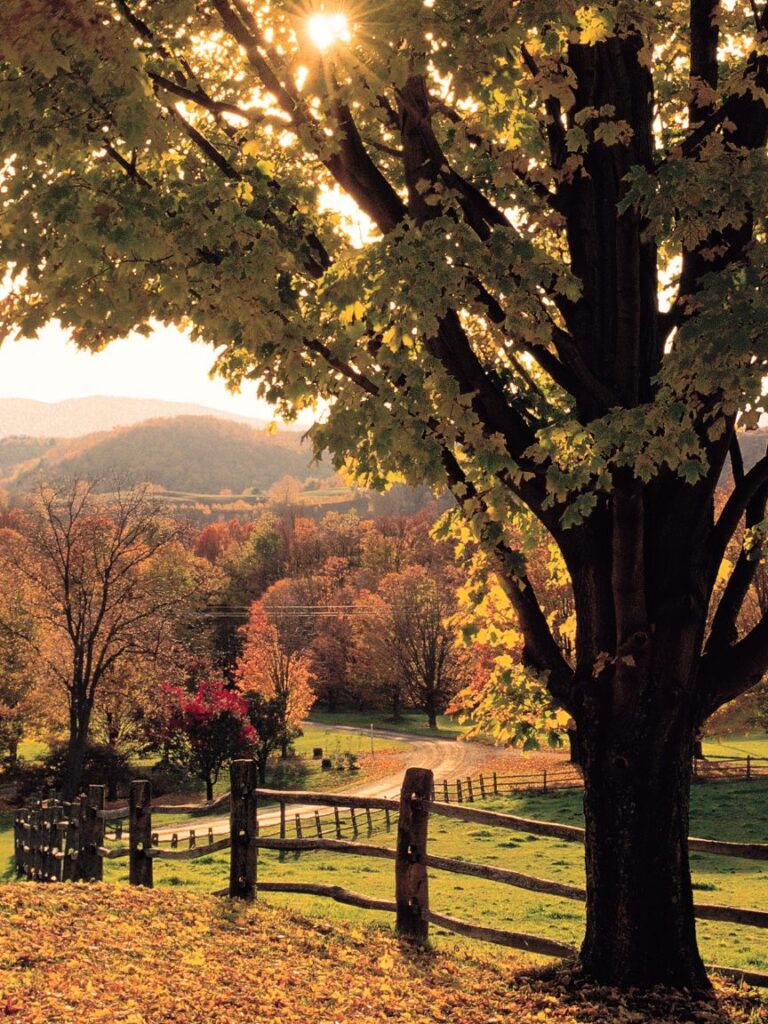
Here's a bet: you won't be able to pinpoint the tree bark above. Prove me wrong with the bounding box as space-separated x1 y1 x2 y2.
62 730 89 802
578 706 708 989
205 775 214 802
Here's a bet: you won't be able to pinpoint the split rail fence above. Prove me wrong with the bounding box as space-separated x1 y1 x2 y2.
14 760 768 990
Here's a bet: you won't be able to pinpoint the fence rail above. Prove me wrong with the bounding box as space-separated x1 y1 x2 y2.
13 759 768 990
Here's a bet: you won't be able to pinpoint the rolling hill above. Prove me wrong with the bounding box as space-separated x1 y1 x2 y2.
2 416 331 495
0 396 272 439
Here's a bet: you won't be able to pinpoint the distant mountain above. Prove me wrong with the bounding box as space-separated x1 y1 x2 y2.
0 396 274 439
4 417 331 495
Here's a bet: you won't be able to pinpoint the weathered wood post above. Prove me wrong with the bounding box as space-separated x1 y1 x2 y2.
279 800 286 839
49 804 63 882
747 756 752 781
492 772 499 795
456 779 463 803
466 778 474 803
229 759 257 900
68 794 87 881
479 774 486 799
189 829 196 849
315 810 323 837
385 807 391 831
442 780 449 803
543 770 548 794
366 806 373 833
395 767 433 943
295 814 303 839
129 780 153 888
350 806 358 836
81 785 105 882
334 805 342 837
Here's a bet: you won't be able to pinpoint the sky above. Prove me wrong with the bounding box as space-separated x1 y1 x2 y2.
0 321 283 421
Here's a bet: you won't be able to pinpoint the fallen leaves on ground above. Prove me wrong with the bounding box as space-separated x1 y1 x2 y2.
0 885 764 1024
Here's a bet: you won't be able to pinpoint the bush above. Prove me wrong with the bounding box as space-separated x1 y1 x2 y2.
321 757 332 770
147 763 201 798
43 743 135 800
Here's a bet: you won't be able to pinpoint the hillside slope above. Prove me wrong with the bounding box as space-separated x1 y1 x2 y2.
6 416 330 494
0 885 761 1024
0 396 270 439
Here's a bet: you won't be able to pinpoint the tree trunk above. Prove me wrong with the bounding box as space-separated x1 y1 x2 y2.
61 733 89 802
257 751 268 785
426 706 438 730
205 775 214 802
578 710 708 989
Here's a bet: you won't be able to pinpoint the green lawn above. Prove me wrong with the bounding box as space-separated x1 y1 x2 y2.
308 710 470 740
703 733 768 761
93 779 768 974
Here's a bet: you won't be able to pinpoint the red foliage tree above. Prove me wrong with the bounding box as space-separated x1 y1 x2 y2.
163 680 256 800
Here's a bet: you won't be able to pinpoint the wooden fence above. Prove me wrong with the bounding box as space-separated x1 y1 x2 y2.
14 760 768 990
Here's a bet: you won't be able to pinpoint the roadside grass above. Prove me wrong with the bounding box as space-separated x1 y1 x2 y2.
308 710 470 740
97 779 768 974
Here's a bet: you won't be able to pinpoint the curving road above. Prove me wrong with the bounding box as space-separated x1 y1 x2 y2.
153 726 493 840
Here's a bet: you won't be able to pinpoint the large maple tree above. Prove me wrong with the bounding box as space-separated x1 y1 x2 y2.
3 0 768 989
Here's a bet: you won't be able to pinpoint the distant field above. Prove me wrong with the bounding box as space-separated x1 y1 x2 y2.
703 734 768 760
308 710 470 740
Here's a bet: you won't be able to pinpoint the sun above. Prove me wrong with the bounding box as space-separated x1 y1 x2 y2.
306 11 351 51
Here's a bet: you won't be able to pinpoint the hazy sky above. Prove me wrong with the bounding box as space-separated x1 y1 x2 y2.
0 321 281 420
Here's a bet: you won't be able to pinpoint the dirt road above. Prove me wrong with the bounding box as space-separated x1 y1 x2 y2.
153 727 492 840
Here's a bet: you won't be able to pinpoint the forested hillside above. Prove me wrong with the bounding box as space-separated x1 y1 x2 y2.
4 417 332 494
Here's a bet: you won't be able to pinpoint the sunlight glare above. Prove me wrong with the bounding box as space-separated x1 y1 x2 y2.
306 11 351 51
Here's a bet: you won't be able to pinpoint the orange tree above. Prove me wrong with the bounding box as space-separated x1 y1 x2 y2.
235 601 315 757
5 0 768 988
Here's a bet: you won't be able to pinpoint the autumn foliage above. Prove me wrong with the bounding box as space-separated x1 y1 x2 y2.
0 886 763 1024
162 680 256 800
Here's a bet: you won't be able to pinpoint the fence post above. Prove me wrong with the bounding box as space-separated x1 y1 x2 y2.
68 794 87 881
295 814 303 839
49 804 64 882
315 811 323 837
229 759 257 901
442 780 449 803
334 806 342 837
466 778 474 803
395 767 433 943
366 807 373 833
350 806 358 836
747 755 752 781
279 800 286 839
385 807 391 831
543 770 548 794
479 774 486 799
129 780 153 888
493 772 498 796
456 779 463 803
81 785 105 882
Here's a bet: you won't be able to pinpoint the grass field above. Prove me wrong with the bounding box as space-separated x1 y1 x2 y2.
704 734 768 760
308 710 469 740
90 779 768 973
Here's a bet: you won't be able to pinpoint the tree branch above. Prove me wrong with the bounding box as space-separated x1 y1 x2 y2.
709 447 768 570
